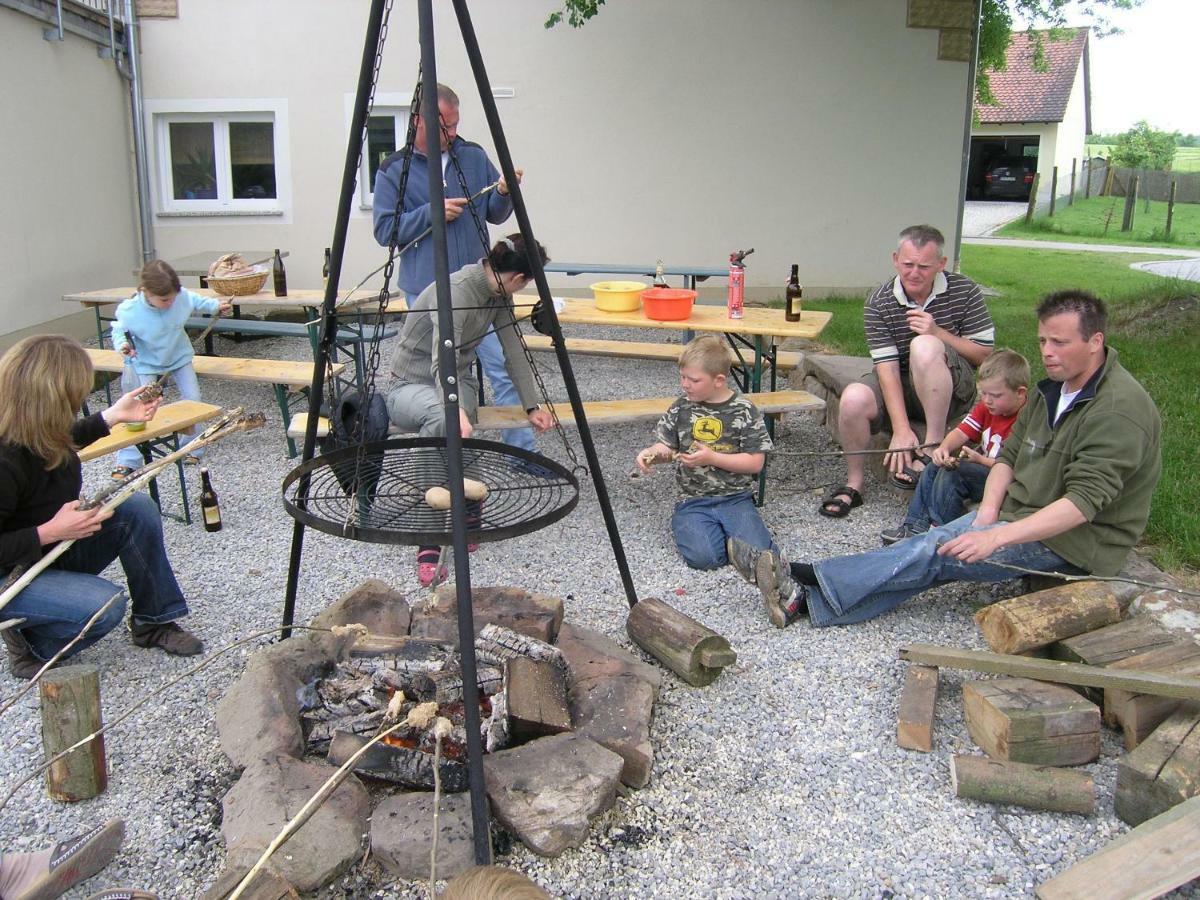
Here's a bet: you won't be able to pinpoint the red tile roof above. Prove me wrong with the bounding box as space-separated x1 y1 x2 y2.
975 28 1089 125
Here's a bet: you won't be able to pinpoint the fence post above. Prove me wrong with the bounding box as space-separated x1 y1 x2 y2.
1103 164 1116 197
1166 179 1177 237
1068 159 1076 206
1049 166 1058 217
1084 159 1092 199
1025 172 1041 225
1121 175 1138 232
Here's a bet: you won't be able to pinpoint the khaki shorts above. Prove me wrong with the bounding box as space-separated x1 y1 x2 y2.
863 344 977 435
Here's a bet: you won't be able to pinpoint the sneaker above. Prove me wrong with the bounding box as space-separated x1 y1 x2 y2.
14 818 125 900
725 537 761 586
130 622 204 656
1 627 49 680
85 890 158 900
754 549 808 628
182 454 201 466
879 522 929 546
110 465 135 482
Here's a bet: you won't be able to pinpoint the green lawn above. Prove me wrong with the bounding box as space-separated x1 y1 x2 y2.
795 245 1200 571
996 195 1200 248
1085 145 1200 173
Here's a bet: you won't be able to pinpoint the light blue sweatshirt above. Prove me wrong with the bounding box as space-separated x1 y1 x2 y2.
110 288 221 375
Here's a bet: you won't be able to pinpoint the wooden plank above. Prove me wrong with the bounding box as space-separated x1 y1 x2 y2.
1104 641 1200 748
1053 617 1175 667
964 678 1099 766
898 644 1200 702
1037 795 1200 900
951 755 1095 815
1114 704 1200 826
973 582 1126 655
40 665 107 802
504 657 572 742
78 400 223 462
897 665 939 752
86 348 343 388
521 335 804 370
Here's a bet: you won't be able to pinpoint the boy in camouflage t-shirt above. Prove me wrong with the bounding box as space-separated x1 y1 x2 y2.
636 335 778 570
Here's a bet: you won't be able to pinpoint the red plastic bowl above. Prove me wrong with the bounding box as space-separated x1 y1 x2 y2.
641 287 697 321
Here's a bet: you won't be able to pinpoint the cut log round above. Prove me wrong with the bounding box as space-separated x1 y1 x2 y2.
951 754 1095 815
975 582 1125 655
40 664 107 802
626 596 736 687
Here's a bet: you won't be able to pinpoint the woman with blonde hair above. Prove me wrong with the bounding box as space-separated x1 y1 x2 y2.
0 335 204 679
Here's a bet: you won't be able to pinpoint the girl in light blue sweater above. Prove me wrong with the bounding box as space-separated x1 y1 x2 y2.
109 260 231 479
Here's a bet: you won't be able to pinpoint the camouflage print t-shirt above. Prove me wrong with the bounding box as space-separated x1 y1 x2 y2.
653 392 773 498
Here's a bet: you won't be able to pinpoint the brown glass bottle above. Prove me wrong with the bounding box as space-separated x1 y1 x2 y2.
272 249 287 297
199 467 222 532
785 264 803 323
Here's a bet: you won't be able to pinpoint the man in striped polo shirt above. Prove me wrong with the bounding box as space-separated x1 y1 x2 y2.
820 225 994 518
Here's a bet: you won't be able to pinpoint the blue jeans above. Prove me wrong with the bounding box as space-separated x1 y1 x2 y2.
405 291 533 452
671 491 777 570
118 361 204 469
807 512 1082 627
3 494 189 662
906 461 991 530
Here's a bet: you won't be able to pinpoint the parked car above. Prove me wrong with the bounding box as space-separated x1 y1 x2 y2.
983 157 1036 201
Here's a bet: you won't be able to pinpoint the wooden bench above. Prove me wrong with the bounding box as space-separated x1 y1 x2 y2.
79 400 223 525
86 349 345 458
521 335 804 371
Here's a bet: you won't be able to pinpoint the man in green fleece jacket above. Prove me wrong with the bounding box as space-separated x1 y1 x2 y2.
729 289 1163 628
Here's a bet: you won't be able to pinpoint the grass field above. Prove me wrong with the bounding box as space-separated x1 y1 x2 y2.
996 195 1200 248
1085 144 1200 173
793 244 1200 571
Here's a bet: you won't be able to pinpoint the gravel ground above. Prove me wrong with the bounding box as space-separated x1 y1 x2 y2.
0 324 1191 899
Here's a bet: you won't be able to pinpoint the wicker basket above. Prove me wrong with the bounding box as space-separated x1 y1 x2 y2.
206 266 269 297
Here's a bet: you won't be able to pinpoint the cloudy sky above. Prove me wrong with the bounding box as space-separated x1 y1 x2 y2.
1070 0 1199 136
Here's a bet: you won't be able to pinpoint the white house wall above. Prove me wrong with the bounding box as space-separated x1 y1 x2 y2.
1053 60 1089 197
0 9 140 350
134 0 971 302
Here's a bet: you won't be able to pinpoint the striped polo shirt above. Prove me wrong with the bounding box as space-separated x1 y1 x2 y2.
864 271 994 374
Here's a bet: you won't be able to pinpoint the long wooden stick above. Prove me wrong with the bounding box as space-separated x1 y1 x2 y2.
135 314 227 402
0 410 264 615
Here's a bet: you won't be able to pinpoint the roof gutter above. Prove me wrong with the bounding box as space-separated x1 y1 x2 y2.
118 0 155 263
952 0 983 274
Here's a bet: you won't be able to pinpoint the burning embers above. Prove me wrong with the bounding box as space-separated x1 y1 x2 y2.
298 624 567 792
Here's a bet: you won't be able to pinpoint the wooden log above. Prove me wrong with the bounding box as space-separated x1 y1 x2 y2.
963 678 1099 766
899 643 1200 701
40 664 107 801
950 754 1095 815
327 730 468 792
349 634 450 660
1037 795 1200 900
626 595 737 687
475 623 565 670
505 657 571 742
1104 641 1200 748
410 666 502 704
1052 616 1177 704
896 665 939 752
974 582 1125 655
1114 703 1200 826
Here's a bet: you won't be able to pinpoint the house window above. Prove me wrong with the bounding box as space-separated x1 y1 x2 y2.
148 99 289 216
362 107 412 208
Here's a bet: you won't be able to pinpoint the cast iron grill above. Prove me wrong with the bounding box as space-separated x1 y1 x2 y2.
282 437 579 546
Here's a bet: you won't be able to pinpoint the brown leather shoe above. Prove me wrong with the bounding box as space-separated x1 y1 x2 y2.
130 622 203 656
2 626 48 680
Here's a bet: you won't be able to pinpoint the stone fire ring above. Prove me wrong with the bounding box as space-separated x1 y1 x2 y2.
209 580 662 894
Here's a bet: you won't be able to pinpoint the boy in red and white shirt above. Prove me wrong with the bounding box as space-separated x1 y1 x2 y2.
880 349 1029 545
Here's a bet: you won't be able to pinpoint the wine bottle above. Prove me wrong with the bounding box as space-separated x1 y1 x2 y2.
272 249 287 297
199 467 223 532
785 264 803 323
322 247 331 287
653 260 669 289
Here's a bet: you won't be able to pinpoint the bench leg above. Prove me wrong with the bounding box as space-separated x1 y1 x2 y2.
275 384 299 458
140 443 162 516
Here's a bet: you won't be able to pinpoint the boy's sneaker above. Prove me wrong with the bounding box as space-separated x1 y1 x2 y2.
754 549 808 629
725 537 761 586
879 522 929 546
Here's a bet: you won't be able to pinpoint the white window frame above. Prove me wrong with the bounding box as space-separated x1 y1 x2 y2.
145 98 291 217
353 92 413 210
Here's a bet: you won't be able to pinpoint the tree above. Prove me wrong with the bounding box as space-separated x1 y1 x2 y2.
543 0 1143 105
1108 121 1178 171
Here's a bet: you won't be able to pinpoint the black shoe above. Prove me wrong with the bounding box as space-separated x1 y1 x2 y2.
754 549 808 629
880 523 928 546
2 627 48 680
130 622 204 656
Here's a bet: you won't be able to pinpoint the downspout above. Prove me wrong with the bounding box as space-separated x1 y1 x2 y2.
951 0 983 273
116 0 156 263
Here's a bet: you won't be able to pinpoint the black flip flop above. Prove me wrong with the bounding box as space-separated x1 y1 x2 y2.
818 484 863 518
889 454 932 491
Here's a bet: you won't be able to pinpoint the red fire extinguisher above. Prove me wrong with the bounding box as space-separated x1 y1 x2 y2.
727 247 754 319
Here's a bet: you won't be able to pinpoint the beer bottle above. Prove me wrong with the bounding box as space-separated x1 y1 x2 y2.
785 264 803 323
322 247 331 287
272 249 287 297
653 260 669 289
199 467 223 532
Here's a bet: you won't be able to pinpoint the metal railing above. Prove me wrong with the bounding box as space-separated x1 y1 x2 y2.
1 0 121 54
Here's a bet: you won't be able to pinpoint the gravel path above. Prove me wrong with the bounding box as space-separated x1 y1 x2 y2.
0 325 1190 899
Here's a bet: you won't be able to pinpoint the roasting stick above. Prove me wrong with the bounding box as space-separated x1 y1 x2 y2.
133 312 228 403
0 409 265 616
